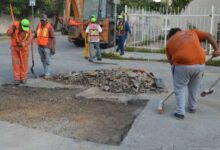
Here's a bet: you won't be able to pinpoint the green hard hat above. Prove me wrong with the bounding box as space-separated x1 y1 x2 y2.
21 19 30 31
91 17 97 23
117 15 123 19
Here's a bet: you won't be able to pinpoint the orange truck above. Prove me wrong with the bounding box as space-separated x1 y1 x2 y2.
62 0 116 47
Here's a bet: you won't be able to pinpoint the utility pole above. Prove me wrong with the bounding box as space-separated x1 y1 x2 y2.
29 0 36 32
113 0 120 51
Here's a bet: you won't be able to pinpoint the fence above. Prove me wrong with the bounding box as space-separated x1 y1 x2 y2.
126 6 220 51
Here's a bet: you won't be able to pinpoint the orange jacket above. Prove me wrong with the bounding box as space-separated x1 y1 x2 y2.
36 22 51 46
7 21 31 47
166 29 207 65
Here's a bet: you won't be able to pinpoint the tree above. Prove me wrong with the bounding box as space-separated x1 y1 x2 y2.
171 0 193 10
117 0 192 14
0 0 64 19
118 0 154 13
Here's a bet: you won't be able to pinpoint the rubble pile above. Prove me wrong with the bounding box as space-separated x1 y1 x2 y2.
51 68 159 94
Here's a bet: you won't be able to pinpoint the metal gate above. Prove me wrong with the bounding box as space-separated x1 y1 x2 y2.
126 6 220 51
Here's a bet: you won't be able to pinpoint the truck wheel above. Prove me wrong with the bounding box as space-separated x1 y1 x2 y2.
73 40 85 47
61 27 68 35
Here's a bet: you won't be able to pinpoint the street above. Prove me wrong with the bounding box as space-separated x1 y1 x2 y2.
0 33 220 150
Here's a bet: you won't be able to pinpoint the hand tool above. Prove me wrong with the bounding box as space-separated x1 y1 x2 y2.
30 41 37 78
157 91 174 114
200 77 220 97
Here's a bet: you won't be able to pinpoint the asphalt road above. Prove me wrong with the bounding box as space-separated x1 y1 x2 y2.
0 33 220 150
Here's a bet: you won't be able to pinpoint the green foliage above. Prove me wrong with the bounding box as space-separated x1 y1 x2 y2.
171 0 193 10
118 0 193 14
102 52 127 60
102 52 150 61
206 60 220 66
125 47 165 54
0 0 64 19
118 0 165 13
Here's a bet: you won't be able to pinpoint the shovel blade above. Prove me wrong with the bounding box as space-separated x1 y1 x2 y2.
154 78 166 89
30 67 37 78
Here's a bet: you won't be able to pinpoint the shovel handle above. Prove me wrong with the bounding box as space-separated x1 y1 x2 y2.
162 91 174 104
209 77 220 89
31 41 34 59
157 91 174 114
10 3 15 22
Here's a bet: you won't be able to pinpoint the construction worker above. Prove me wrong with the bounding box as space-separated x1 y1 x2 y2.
7 19 32 85
85 17 102 62
35 14 56 78
116 15 131 55
166 28 220 119
84 15 96 59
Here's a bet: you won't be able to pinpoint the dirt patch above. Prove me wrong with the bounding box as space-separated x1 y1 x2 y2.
0 85 148 145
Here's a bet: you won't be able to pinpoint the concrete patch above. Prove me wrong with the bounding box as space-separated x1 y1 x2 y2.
76 87 159 103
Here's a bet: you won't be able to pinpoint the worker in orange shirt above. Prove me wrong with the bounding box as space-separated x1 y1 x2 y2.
35 14 56 79
166 28 220 119
7 19 32 85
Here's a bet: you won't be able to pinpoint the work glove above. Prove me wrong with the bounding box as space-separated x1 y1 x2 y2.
16 41 22 47
12 25 17 32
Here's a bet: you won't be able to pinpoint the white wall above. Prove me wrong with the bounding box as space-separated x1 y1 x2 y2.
0 15 12 34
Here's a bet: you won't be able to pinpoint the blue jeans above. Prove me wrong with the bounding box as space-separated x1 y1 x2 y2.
38 46 51 76
88 42 101 61
172 65 205 115
118 35 126 55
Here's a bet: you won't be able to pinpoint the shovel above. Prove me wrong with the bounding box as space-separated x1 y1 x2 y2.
30 41 37 78
148 72 166 90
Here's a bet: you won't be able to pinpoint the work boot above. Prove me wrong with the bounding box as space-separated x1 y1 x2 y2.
174 113 184 120
20 80 27 84
14 80 20 86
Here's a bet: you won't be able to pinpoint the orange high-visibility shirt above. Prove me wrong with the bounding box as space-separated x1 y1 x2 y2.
166 29 207 65
36 22 51 46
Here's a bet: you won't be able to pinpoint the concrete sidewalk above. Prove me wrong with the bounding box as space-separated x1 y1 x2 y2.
1 34 220 150
106 48 220 62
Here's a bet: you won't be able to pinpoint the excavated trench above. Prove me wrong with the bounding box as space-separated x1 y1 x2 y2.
0 84 148 145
